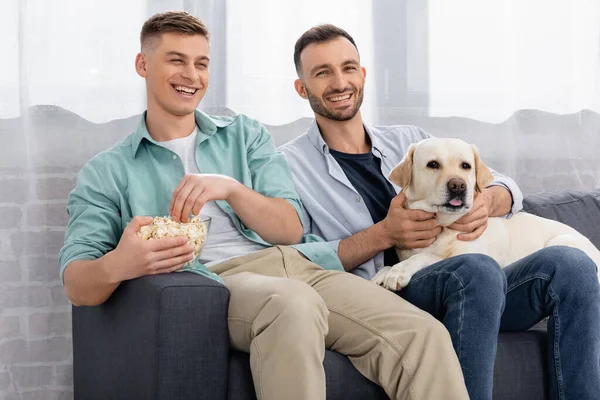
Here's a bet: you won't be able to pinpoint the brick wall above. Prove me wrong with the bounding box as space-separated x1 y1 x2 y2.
0 107 137 399
0 170 75 399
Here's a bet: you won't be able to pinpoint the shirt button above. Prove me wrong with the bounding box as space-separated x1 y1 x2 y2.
376 263 382 268
172 155 177 160
355 195 361 203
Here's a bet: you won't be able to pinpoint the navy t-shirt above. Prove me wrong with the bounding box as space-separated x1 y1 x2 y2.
329 148 400 266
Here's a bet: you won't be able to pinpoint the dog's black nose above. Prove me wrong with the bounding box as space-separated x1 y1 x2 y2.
447 178 466 194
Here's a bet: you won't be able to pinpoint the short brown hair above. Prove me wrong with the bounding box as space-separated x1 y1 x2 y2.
140 11 210 50
294 24 358 74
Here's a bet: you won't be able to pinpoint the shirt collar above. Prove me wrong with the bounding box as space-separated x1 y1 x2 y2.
307 120 331 154
306 119 386 157
131 109 233 157
365 125 386 158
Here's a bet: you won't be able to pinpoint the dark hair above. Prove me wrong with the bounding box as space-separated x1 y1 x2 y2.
293 24 358 74
140 11 210 50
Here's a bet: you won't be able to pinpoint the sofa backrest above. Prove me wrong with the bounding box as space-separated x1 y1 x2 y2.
523 189 600 249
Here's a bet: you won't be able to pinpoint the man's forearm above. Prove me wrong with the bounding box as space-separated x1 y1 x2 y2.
227 184 303 245
63 254 120 307
337 222 391 272
484 185 513 217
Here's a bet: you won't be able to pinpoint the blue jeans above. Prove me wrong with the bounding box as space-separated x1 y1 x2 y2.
397 246 600 400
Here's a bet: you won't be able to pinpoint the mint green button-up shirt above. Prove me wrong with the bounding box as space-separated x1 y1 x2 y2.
59 110 343 284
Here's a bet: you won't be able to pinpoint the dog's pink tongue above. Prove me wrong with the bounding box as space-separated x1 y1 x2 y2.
449 199 463 206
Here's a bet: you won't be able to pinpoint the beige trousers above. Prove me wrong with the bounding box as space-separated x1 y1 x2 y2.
211 246 469 400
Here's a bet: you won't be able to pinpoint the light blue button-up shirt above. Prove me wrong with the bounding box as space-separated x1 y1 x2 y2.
279 121 524 280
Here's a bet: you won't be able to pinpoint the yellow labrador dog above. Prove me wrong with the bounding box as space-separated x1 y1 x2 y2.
372 138 600 291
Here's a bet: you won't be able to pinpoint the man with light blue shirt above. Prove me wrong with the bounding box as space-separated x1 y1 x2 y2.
280 24 600 400
58 11 470 400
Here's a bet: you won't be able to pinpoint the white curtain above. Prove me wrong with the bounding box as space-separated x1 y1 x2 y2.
4 0 600 124
1 0 148 121
427 0 600 122
423 0 600 193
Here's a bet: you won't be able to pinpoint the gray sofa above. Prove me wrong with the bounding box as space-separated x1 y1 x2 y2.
71 189 600 400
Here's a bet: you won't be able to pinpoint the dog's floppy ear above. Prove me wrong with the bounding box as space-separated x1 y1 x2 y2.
471 144 494 192
389 143 416 189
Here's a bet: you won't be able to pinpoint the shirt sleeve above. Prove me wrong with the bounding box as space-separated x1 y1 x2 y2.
298 202 313 236
245 118 305 225
58 160 122 282
298 202 342 253
486 171 524 217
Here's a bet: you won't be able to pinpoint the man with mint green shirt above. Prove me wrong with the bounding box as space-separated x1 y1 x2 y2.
59 11 468 400
58 108 339 283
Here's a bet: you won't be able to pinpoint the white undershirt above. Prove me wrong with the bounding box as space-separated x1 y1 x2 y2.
159 127 265 267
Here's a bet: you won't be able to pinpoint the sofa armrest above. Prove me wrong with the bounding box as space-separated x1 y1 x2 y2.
72 272 230 400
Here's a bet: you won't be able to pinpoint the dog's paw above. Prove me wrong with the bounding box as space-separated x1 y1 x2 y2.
372 267 392 287
371 266 413 291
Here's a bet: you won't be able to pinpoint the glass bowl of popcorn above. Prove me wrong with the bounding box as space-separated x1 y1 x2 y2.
137 215 211 265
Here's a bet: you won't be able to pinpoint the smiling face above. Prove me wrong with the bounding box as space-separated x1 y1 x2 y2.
389 138 494 216
295 37 366 122
135 32 209 117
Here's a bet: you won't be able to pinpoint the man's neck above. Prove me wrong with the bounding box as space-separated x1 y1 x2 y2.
315 112 370 154
145 102 196 142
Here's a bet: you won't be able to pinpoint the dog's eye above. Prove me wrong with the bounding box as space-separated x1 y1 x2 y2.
461 162 471 170
427 161 439 169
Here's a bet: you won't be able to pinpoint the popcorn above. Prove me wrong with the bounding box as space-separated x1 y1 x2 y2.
138 215 211 265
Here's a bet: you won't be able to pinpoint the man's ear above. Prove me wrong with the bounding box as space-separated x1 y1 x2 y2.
294 79 308 99
389 143 416 189
135 53 148 78
471 144 494 192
